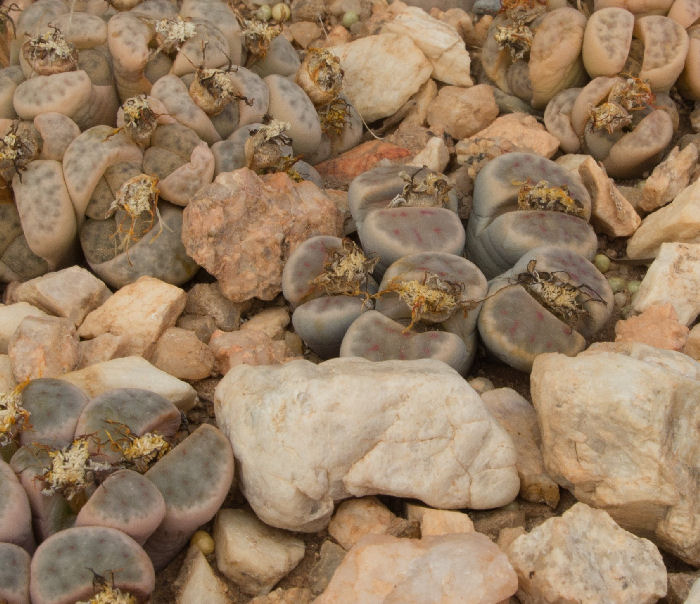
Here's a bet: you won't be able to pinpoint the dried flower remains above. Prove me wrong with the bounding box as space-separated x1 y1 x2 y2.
389 168 452 208
311 238 379 299
516 179 585 217
0 379 30 448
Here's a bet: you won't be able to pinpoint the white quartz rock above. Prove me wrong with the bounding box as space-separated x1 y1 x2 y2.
507 502 667 604
60 355 197 411
330 34 432 122
315 532 518 603
531 342 700 565
381 3 473 87
214 357 519 532
633 242 700 325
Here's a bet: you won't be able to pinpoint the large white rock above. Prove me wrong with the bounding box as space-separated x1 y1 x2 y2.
381 2 473 87
531 342 700 565
315 532 518 603
506 503 667 604
214 358 519 532
633 242 700 325
330 34 432 122
60 355 197 411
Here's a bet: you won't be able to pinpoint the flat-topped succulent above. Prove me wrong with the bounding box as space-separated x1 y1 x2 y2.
0 458 34 552
478 246 613 372
551 75 677 178
340 310 473 374
467 152 596 279
282 235 377 357
29 525 155 604
0 542 31 604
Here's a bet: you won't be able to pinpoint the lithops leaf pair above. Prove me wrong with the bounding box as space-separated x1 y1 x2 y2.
482 6 588 108
348 163 464 275
282 235 378 358
478 246 613 372
467 152 597 279
340 252 488 374
554 76 676 177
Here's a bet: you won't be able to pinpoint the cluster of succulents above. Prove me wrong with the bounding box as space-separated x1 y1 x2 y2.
0 0 363 289
0 378 234 602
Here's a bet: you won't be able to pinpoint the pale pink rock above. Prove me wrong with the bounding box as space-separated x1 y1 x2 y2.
470 113 560 158
615 303 689 351
9 315 79 381
426 84 498 140
328 497 399 550
209 329 289 375
240 308 290 340
185 283 250 332
577 156 641 237
405 504 475 536
287 21 322 48
248 587 313 603
641 144 698 213
481 388 560 509
78 276 187 358
173 546 230 604
0 302 49 354
506 503 667 604
77 333 130 369
151 327 214 380
9 266 111 327
408 136 450 173
315 532 518 603
182 169 341 303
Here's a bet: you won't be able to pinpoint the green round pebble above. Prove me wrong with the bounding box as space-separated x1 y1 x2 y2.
594 254 611 273
627 280 641 294
607 276 626 293
256 4 272 20
271 2 290 21
342 11 359 27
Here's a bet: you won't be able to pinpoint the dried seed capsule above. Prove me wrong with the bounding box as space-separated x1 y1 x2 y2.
296 48 344 106
22 27 78 75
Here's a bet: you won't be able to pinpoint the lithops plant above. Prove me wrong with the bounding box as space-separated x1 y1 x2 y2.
29 525 155 604
0 542 31 604
282 235 379 357
347 164 465 275
478 246 613 372
467 152 597 279
565 75 675 177
75 469 166 546
340 310 472 374
143 423 234 570
481 5 588 108
0 458 34 552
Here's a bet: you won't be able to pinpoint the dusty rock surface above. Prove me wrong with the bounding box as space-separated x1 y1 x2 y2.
214 358 519 532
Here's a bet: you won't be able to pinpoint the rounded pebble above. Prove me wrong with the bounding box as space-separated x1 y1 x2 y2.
256 4 272 20
342 11 359 27
191 530 215 555
272 2 291 21
594 254 611 273
607 276 627 293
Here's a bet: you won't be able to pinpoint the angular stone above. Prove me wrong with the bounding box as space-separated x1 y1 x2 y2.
150 327 214 381
315 533 518 603
641 144 699 213
407 136 450 173
531 343 700 565
77 333 130 369
627 179 700 259
577 156 641 238
314 140 412 189
328 497 399 550
0 302 49 354
329 33 433 122
185 283 250 332
381 3 473 86
213 508 305 596
405 503 475 536
248 587 313 604
209 329 288 376
173 545 231 604
182 169 341 302
481 388 560 508
309 540 346 596
0 355 15 392
615 303 689 351
9 316 79 381
176 314 218 344
240 308 290 340
8 266 111 328
60 356 197 411
426 84 498 140
632 242 700 325
78 276 186 358
506 503 667 604
214 358 519 532
469 113 560 158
